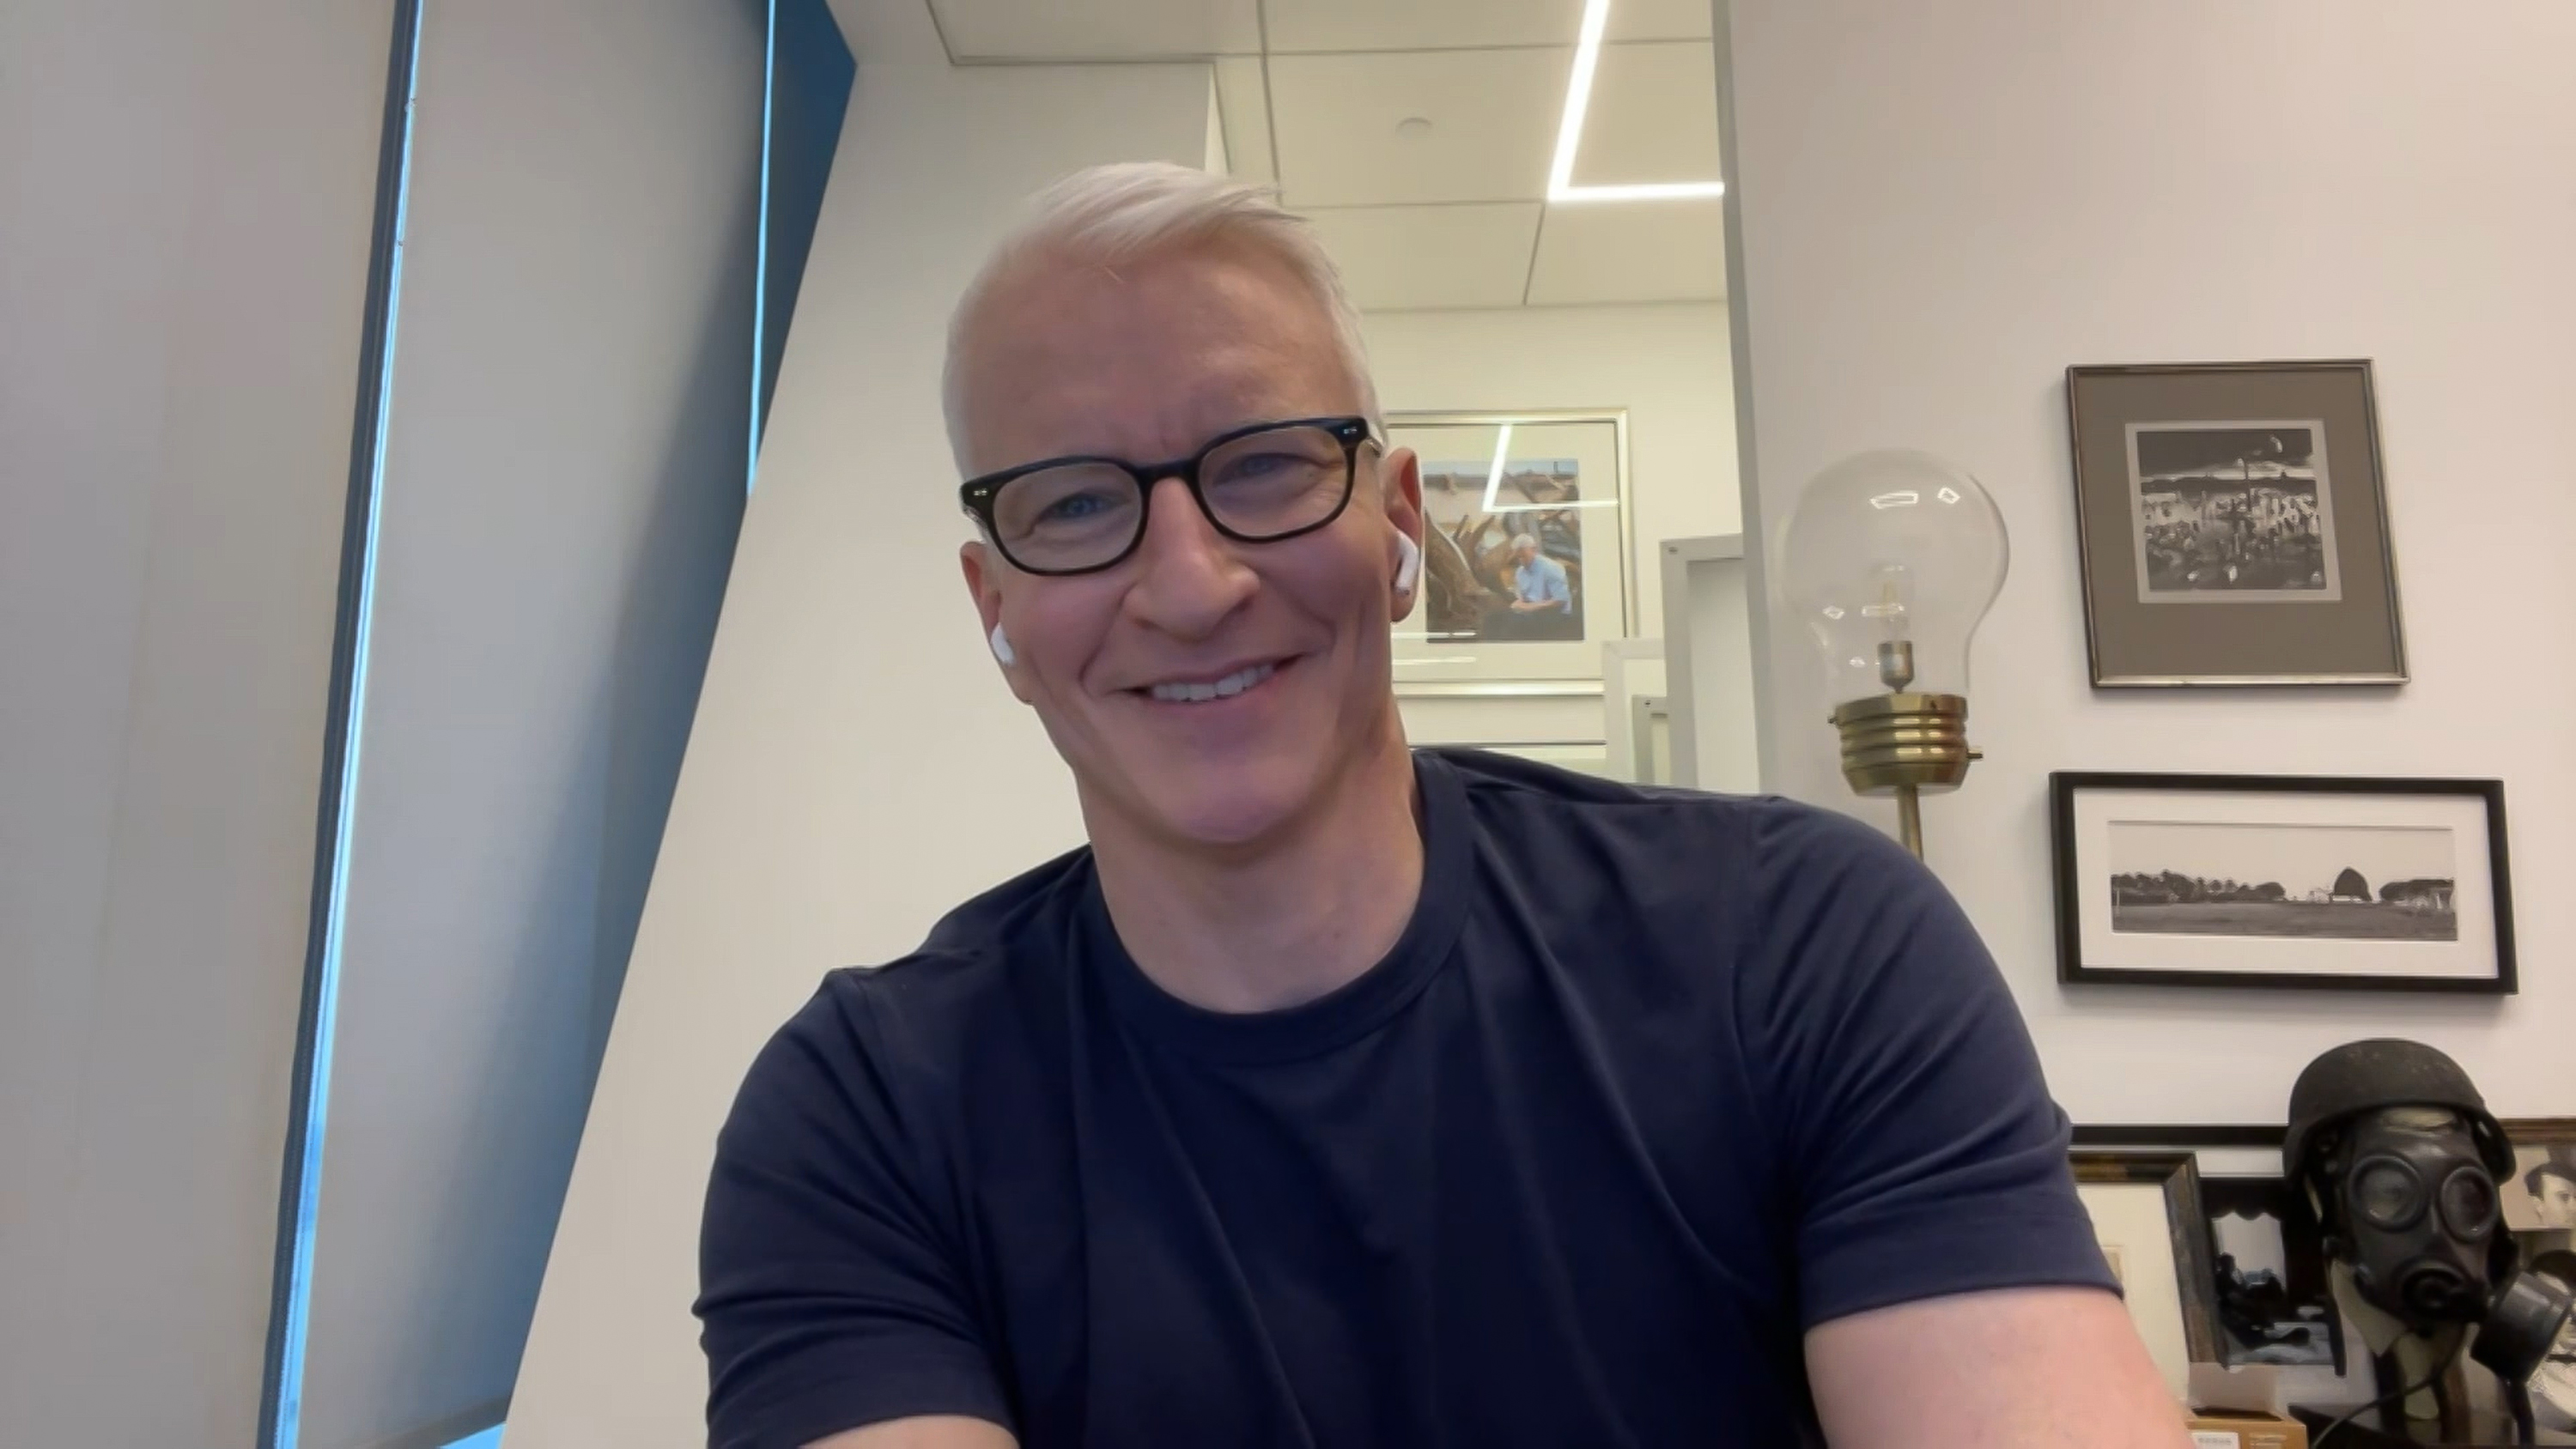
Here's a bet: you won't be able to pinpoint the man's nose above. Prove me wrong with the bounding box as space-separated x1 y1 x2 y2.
1122 476 1257 640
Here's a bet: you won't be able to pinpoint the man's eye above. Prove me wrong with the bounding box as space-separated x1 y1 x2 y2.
1040 492 1115 521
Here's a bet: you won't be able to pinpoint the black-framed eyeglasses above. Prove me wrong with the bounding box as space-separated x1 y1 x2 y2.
958 415 1376 577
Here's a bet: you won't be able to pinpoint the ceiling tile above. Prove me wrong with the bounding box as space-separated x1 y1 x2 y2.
1263 0 1707 52
1570 40 1722 187
929 0 1261 60
1267 0 1575 52
1304 203 1543 310
1269 48 1568 207
1213 57 1276 183
1523 197 1726 306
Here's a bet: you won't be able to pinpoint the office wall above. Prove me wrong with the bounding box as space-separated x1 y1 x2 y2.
0 2 391 1444
500 39 1215 1446
1722 0 2576 1120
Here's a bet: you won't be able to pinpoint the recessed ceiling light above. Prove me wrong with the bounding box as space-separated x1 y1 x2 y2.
1546 0 1726 204
1396 116 1433 138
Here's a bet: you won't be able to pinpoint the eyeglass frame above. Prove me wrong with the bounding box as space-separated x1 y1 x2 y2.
957 415 1381 578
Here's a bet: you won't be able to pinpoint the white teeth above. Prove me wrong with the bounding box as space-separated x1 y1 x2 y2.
1150 662 1275 704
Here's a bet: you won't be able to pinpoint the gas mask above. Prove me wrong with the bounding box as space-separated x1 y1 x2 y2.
2315 1106 2501 1326
2288 1041 2575 1387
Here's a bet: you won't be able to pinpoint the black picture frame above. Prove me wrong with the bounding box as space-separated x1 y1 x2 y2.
2050 773 2515 994
2065 361 2407 688
2070 1149 2227 1367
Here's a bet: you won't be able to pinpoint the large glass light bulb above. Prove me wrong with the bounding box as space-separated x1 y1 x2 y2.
1780 451 2009 707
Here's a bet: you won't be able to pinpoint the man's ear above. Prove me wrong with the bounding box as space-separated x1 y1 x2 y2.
959 541 1031 705
1381 446 1426 621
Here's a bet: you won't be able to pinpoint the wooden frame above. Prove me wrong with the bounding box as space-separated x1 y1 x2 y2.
2072 1127 2347 1375
2071 1149 2227 1371
2051 772 2515 994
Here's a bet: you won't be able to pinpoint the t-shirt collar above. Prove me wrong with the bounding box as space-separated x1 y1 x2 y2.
1084 750 1473 1064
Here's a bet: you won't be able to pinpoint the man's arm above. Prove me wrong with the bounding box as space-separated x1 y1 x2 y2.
806 1416 1018 1449
1807 1287 2189 1448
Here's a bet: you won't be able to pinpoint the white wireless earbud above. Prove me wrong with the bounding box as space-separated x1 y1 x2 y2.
1393 533 1423 595
988 623 1016 667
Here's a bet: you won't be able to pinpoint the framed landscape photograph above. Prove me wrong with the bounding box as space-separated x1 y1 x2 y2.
2051 773 2514 992
2069 1149 2227 1396
1385 409 1633 696
2066 361 2406 687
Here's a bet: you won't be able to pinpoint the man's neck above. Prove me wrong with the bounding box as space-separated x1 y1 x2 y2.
1085 731 1425 1016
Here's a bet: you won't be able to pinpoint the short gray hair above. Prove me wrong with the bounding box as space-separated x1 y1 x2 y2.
1511 533 1538 550
943 161 1380 471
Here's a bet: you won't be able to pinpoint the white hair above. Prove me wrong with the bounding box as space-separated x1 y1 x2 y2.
1511 533 1538 550
942 162 1381 471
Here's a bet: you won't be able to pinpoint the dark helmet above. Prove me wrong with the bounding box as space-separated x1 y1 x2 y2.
2283 1039 2516 1185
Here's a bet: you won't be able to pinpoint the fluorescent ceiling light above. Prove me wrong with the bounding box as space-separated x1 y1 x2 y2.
1479 423 1515 512
1545 0 1727 204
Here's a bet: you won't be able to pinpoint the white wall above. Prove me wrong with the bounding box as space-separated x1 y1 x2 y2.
1722 0 2576 1121
500 30 1216 1445
0 2 391 1444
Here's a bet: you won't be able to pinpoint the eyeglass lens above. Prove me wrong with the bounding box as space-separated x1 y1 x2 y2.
989 423 1352 573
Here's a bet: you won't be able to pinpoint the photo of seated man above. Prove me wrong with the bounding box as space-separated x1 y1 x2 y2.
1485 532 1582 642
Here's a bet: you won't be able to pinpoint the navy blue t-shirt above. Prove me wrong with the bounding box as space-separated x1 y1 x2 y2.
697 749 2113 1447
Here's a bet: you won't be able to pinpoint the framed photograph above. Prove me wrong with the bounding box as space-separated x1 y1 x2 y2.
2074 1125 2349 1378
1386 409 1634 696
2066 361 2406 687
2518 1222 2576 1432
2070 1149 2227 1395
2051 773 2515 993
2502 1119 2576 1234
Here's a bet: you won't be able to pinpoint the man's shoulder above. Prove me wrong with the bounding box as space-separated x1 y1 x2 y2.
1430 746 1895 872
738 848 1093 1128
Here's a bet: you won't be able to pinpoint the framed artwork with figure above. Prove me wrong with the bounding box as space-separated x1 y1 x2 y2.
1384 409 1634 697
2065 361 2406 687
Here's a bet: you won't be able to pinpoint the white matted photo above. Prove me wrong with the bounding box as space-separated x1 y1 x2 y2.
1387 410 1632 696
2050 773 2514 992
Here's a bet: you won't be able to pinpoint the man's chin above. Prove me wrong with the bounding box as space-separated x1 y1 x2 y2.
1115 758 1329 852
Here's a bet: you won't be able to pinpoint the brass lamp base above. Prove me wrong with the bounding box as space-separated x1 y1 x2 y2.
1828 691 1978 859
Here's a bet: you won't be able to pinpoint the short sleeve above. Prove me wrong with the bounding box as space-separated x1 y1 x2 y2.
1736 804 2117 1329
696 977 1012 1449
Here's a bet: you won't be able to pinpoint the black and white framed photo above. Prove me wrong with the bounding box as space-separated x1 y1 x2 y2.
2502 1119 2576 1234
2069 1149 2227 1397
2066 361 2406 687
2051 773 2515 993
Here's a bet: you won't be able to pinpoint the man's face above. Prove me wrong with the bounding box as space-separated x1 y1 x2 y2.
1515 539 1538 566
955 241 1422 850
2538 1173 2576 1228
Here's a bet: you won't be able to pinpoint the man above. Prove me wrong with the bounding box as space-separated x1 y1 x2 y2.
696 162 2182 1448
1491 530 1575 641
2530 1151 2576 1229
